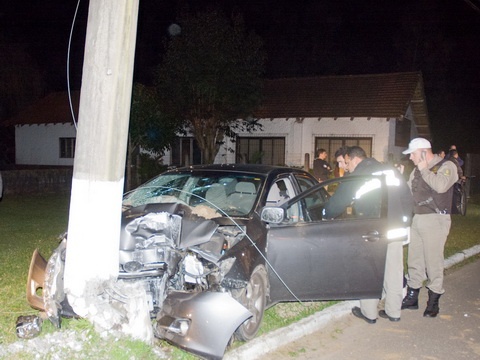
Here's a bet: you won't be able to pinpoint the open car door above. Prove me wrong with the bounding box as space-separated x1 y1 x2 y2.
265 175 390 302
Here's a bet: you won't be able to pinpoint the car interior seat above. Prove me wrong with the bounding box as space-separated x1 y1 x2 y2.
205 183 228 211
227 182 257 214
266 181 290 206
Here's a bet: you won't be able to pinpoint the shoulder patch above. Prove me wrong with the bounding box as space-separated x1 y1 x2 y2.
431 165 440 174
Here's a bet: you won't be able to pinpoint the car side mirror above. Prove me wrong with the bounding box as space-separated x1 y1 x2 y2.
260 207 285 224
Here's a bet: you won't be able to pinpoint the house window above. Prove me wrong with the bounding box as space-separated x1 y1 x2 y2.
315 137 372 174
171 137 202 166
236 137 285 165
59 138 75 158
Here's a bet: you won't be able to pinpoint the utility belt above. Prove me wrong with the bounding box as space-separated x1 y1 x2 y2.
414 197 449 215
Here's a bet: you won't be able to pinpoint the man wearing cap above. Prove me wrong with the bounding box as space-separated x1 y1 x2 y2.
401 137 458 318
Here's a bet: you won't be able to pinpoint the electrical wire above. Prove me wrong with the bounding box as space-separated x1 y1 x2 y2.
462 0 480 15
67 0 82 131
124 185 305 304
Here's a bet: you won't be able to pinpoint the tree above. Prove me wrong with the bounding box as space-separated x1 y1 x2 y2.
130 83 182 155
154 8 266 164
127 83 182 188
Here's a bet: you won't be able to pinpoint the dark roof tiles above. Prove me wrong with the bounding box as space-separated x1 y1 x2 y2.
4 91 79 126
255 72 424 119
5 72 429 137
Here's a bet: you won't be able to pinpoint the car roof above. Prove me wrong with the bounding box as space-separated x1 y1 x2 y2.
165 164 309 177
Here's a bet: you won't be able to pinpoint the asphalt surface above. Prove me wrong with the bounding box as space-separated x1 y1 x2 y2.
225 245 480 360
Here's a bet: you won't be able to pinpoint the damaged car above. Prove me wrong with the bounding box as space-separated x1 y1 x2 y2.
25 164 408 359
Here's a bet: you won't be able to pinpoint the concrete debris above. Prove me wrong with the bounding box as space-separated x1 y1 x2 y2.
67 278 154 344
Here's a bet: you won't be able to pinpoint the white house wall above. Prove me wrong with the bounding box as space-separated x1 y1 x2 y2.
15 123 76 166
305 117 391 165
14 116 417 167
219 118 300 165
219 117 393 167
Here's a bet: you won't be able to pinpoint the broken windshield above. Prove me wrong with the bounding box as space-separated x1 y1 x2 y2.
123 171 265 217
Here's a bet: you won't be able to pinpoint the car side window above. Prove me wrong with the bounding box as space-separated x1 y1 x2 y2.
295 174 318 192
322 177 384 221
284 176 384 223
298 187 329 222
267 178 294 206
283 184 329 223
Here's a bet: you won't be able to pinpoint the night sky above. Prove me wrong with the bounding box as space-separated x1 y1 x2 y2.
2 0 480 154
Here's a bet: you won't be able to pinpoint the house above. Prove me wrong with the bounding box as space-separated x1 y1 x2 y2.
5 72 430 169
166 72 430 168
4 91 80 167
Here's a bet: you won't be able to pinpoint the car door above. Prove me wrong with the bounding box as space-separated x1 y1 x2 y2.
266 175 389 302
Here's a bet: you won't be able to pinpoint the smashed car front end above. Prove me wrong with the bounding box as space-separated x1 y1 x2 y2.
117 206 260 358
25 210 257 357
25 168 268 358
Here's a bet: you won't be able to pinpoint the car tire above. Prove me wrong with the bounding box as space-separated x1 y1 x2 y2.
234 265 268 341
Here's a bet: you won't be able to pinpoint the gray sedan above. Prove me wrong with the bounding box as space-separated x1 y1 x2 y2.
26 165 406 359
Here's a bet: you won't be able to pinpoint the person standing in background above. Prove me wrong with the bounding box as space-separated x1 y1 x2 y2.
448 149 465 181
312 148 332 182
446 145 464 167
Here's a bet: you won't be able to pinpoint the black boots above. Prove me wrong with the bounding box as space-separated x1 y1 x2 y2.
401 287 420 310
402 287 442 317
423 289 442 317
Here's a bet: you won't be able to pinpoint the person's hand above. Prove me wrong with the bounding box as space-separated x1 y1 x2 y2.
417 151 428 170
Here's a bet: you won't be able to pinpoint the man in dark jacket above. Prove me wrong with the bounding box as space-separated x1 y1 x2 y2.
312 148 332 182
324 146 413 323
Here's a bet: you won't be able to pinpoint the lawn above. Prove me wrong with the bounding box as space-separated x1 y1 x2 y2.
0 194 70 345
1 192 479 356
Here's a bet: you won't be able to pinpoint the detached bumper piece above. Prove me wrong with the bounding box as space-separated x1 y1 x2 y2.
26 249 48 312
26 241 77 331
155 291 252 359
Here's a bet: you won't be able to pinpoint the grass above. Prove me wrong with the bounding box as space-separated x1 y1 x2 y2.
0 194 70 345
1 193 479 357
444 200 480 258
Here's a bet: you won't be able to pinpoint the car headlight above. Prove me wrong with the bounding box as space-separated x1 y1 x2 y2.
123 261 144 273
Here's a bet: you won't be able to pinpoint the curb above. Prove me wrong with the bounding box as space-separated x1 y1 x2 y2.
225 244 480 360
444 244 480 269
225 300 359 360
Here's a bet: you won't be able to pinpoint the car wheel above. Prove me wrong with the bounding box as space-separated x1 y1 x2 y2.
234 265 268 341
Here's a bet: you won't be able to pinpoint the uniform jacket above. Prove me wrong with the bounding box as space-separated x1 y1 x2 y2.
408 155 458 214
324 158 413 227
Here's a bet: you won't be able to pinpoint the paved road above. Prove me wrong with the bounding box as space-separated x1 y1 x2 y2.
259 258 480 360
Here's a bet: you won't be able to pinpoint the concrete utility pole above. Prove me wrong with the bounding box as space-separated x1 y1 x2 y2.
64 0 139 317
